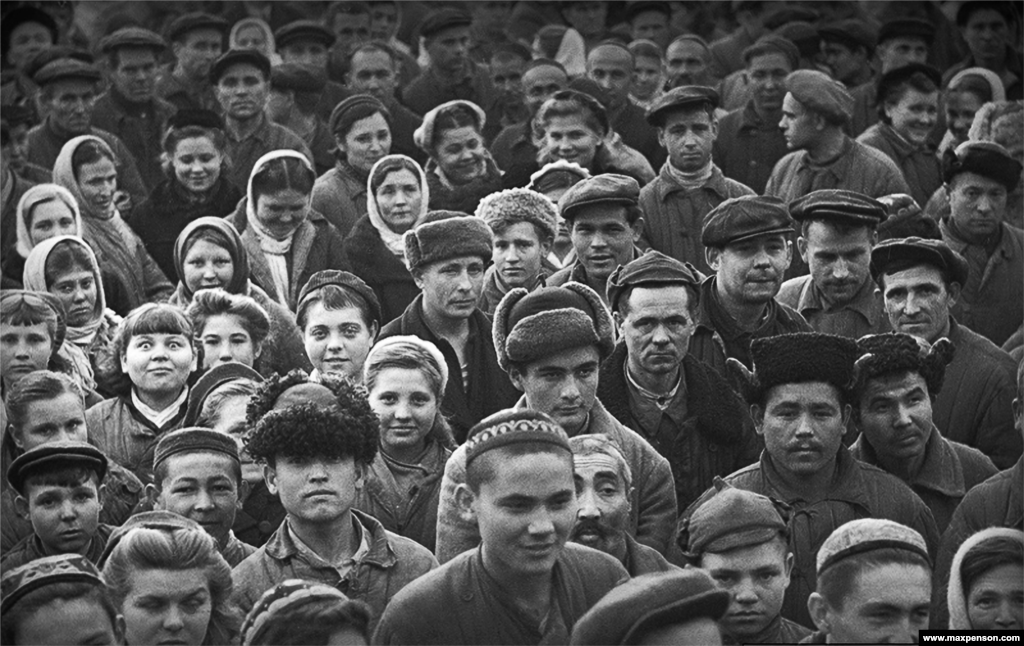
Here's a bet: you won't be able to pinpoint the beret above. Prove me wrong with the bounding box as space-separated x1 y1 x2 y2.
1 554 105 614
210 48 271 85
183 362 263 427
790 189 887 229
166 12 229 42
870 236 969 287
329 94 390 137
646 85 719 126
153 427 240 475
727 333 860 405
420 8 472 40
877 63 942 101
742 34 800 70
32 57 102 85
606 250 702 313
167 108 225 131
817 518 930 576
878 18 935 46
818 19 877 51
683 477 789 556
855 333 955 398
242 579 355 645
942 140 1022 192
785 69 854 124
274 20 336 49
414 99 486 153
7 440 107 495
297 269 382 326
701 195 793 247
624 1 671 21
465 410 570 466
558 174 640 221
404 212 493 272
270 62 327 93
99 26 166 53
475 187 559 241
569 569 730 645
98 511 205 568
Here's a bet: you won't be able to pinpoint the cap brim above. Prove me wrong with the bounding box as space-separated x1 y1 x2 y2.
703 527 782 554
726 225 795 246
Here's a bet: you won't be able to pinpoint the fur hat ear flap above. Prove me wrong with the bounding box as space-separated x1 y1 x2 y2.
928 337 955 366
492 287 530 373
562 281 615 359
725 357 759 404
851 352 874 391
921 336 955 396
403 229 421 271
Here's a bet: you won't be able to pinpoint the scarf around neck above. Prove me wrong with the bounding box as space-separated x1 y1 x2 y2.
665 158 714 191
52 135 120 221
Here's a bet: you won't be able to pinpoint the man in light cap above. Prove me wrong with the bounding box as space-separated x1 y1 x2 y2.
155 12 228 112
681 479 811 644
684 332 939 627
375 409 629 645
765 70 911 208
379 211 519 443
601 250 760 513
807 518 932 643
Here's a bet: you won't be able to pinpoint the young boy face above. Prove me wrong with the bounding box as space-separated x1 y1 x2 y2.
812 562 931 643
151 451 242 544
16 472 104 555
266 455 363 526
700 539 793 639
14 391 87 451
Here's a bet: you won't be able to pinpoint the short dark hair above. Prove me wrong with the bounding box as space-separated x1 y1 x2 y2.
465 441 573 493
296 284 376 331
153 449 242 490
20 464 103 497
618 281 700 318
818 547 931 610
186 289 271 349
878 71 939 124
250 156 315 206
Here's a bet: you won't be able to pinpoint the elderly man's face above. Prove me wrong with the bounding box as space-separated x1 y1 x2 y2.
570 204 643 282
570 450 630 559
587 45 633 110
665 39 708 87
523 65 568 114
947 171 1008 241
882 265 957 344
708 234 791 308
798 221 874 307
617 285 695 378
754 382 849 480
779 93 819 150
702 539 793 640
46 78 97 135
857 371 934 462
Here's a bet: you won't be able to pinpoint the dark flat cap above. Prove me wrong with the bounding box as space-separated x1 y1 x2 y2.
877 63 942 100
153 427 240 475
775 22 819 60
569 569 729 645
646 85 719 126
743 34 800 70
99 26 166 53
98 511 205 568
743 332 860 401
297 270 382 325
33 58 102 85
701 195 793 248
210 49 271 84
763 5 819 31
878 18 935 46
817 518 930 575
818 19 877 51
790 189 887 228
166 12 229 42
624 1 671 21
167 108 224 131
684 478 788 556
2 554 105 614
870 236 969 286
26 47 94 80
942 140 1022 192
558 174 640 221
786 69 854 124
420 8 472 40
8 441 108 494
606 251 702 312
2 7 58 48
271 62 327 93
274 20 336 49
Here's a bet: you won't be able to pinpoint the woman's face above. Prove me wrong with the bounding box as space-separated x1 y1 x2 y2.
945 91 985 145
967 562 1024 630
369 367 438 455
182 239 235 294
340 112 391 173
886 88 939 148
199 313 258 369
49 266 98 327
120 331 196 398
122 568 212 646
209 394 262 484
254 189 309 240
172 136 223 193
235 25 267 52
434 125 486 184
303 302 377 381
375 168 422 234
28 199 77 246
543 114 601 170
0 322 52 388
77 157 118 217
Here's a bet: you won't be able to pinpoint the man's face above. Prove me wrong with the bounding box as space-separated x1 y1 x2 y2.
215 63 269 121
570 204 642 282
370 3 399 41
173 28 223 80
332 12 371 53
882 265 956 343
799 221 874 306
659 107 717 172
426 26 471 73
708 234 791 307
512 345 601 435
587 46 633 110
13 392 87 451
748 52 791 113
878 37 929 73
570 451 630 558
8 122 29 171
21 477 102 555
490 56 526 101
779 93 819 150
754 382 849 479
947 172 1008 240
153 452 241 544
347 49 397 102
46 79 97 135
961 9 1010 64
265 455 362 525
632 55 664 102
414 255 486 322
617 285 695 378
109 47 160 103
702 540 793 639
563 2 607 38
279 41 329 71
492 222 549 289
632 10 670 48
522 64 568 114
821 40 865 85
665 40 708 87
814 563 931 643
858 371 934 462
6 21 54 70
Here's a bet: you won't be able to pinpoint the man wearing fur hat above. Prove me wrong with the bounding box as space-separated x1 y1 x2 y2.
684 332 939 627
379 211 519 443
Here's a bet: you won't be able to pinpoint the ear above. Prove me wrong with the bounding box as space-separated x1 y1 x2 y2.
119 352 129 374
706 246 722 272
946 281 961 305
114 614 127 645
630 217 644 243
710 117 719 139
540 238 553 254
354 461 366 490
188 344 199 374
750 403 765 435
508 366 526 393
253 340 264 361
14 494 29 519
263 464 279 496
796 236 809 263
840 403 852 431
808 592 832 634
613 311 625 336
237 480 250 510
144 483 162 509
783 239 793 268
412 269 426 291
455 483 478 525
657 127 667 149
10 430 24 450
783 551 795 581
97 483 107 511
368 321 380 346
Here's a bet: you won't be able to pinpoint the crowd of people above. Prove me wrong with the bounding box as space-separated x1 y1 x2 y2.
0 1 1023 644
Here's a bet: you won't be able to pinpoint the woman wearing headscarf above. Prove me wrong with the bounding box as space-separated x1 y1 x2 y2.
938 67 1006 157
2 183 82 288
948 527 1024 631
229 17 283 66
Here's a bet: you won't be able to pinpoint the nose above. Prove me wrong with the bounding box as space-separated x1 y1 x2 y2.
194 488 215 511
894 402 914 428
976 194 995 214
560 376 583 403
733 577 759 604
994 600 1017 628
527 514 555 537
832 258 850 280
753 248 772 267
308 462 330 482
202 262 217 279
163 604 185 632
59 499 77 520
887 615 920 644
795 413 815 438
903 292 922 315
326 330 345 352
393 399 412 421
455 270 473 292
72 285 87 303
576 488 600 520
650 323 671 345
506 246 521 262
589 232 608 249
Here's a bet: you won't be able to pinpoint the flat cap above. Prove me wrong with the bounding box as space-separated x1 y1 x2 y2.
606 251 702 313
729 333 860 404
870 236 969 287
683 477 788 556
420 8 472 40
8 441 107 494
274 20 336 49
404 211 493 272
569 569 729 645
26 47 94 80
878 18 935 46
790 189 887 228
2 554 105 614
742 34 800 70
270 62 327 93
166 12 229 42
465 410 570 466
98 511 205 568
99 26 166 53
786 69 855 124
476 187 559 241
153 427 240 475
818 19 877 51
32 58 102 85
877 63 942 101
558 174 640 221
167 108 224 131
775 22 819 60
297 270 382 326
701 195 793 247
942 140 1022 192
817 518 930 576
646 85 719 126
210 48 271 85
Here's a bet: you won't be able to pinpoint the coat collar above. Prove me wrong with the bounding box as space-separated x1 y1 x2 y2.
265 509 398 569
759 445 873 508
792 274 883 326
851 426 967 497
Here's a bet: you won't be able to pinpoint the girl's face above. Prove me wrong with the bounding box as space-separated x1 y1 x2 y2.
199 313 258 369
886 88 939 148
254 189 309 240
121 568 212 646
172 136 223 193
303 302 377 381
340 112 391 173
28 199 77 246
77 157 118 217
945 91 984 145
49 266 98 327
14 596 123 646
434 125 486 184
182 239 235 294
543 114 601 170
967 562 1024 630
0 321 52 387
369 367 438 455
120 331 196 398
375 168 422 234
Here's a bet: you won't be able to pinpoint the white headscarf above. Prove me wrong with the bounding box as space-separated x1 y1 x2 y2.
229 17 283 66
366 154 430 260
14 183 83 258
52 135 119 221
23 234 109 346
947 527 1024 630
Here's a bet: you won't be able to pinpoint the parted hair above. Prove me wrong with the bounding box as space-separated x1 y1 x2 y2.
186 288 271 349
5 370 84 436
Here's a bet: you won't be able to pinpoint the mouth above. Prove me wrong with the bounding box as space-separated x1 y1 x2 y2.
322 358 350 367
521 542 557 557
304 490 336 499
790 445 821 456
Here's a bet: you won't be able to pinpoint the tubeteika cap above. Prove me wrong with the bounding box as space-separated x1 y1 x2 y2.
420 8 472 40
701 195 793 248
7 441 107 495
785 69 854 124
210 49 271 85
606 251 702 313
241 579 356 646
404 212 493 272
274 20 336 50
558 174 640 222
942 140 1022 192
816 518 930 575
646 85 719 127
32 58 102 85
166 12 229 42
153 427 240 475
1 554 105 614
99 26 166 53
870 237 969 287
465 409 570 466
681 477 789 557
790 189 887 229
297 270 382 326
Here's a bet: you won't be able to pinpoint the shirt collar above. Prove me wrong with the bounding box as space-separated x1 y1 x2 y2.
131 388 189 429
853 427 967 497
760 445 871 507
796 275 882 325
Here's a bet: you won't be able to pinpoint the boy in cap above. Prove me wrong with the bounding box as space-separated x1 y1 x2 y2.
266 63 333 175
155 12 228 112
685 332 938 627
807 518 932 643
374 410 629 645
379 211 519 443
681 479 810 644
147 427 255 567
871 236 1020 468
640 86 755 277
3 441 112 569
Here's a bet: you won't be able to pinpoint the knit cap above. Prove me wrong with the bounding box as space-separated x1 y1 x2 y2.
816 518 930 575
